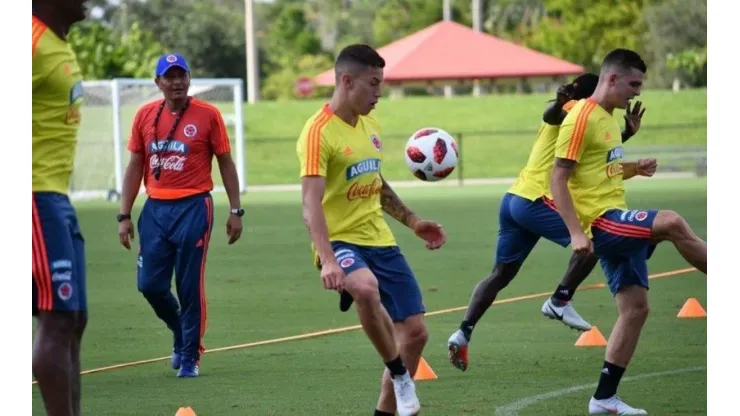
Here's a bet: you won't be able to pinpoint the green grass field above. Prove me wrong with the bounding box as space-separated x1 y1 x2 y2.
72 88 707 190
32 178 707 415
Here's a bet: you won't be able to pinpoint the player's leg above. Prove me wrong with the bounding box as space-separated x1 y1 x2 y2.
136 199 181 369
32 193 87 416
651 209 707 273
515 196 593 331
448 193 537 371
334 243 420 416
68 212 88 416
170 194 214 377
366 246 426 416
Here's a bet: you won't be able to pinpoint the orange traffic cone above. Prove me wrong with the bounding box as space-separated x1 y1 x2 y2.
575 326 608 347
175 407 197 416
677 298 707 318
414 357 438 381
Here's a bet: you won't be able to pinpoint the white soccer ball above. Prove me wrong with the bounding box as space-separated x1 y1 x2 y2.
404 127 458 182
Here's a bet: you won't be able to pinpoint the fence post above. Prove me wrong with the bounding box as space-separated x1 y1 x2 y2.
457 132 464 187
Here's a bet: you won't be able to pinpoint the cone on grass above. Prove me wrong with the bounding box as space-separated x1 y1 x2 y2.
413 356 438 381
575 326 608 347
175 407 197 416
677 297 706 318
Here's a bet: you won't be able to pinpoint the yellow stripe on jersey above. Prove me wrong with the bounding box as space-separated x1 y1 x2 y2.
32 15 84 195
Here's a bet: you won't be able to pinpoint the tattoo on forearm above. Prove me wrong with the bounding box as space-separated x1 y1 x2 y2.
380 179 416 227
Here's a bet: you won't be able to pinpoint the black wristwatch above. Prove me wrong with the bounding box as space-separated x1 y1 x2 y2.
117 213 131 222
230 208 245 217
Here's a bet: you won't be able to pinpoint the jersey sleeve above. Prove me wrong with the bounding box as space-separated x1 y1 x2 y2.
555 101 597 163
208 108 231 156
127 108 146 153
562 100 577 113
297 118 332 177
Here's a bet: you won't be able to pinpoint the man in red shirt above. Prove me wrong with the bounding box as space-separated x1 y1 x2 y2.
117 53 244 377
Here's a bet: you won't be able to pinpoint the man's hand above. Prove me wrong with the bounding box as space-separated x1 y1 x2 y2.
411 218 447 250
118 219 134 250
571 231 594 256
637 158 658 177
226 214 243 245
624 101 646 136
321 260 345 292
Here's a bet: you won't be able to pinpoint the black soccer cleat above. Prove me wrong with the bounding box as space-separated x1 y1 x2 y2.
339 290 354 312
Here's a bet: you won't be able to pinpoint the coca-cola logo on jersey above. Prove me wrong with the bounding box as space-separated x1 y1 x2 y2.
150 155 187 172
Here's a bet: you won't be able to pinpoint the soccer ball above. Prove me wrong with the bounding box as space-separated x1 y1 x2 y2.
404 127 458 181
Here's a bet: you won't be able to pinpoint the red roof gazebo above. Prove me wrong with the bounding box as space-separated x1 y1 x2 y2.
314 20 584 97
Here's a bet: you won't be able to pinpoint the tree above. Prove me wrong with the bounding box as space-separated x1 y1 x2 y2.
526 0 647 72
68 20 165 79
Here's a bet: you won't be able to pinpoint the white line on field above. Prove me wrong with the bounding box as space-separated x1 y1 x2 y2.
494 366 706 416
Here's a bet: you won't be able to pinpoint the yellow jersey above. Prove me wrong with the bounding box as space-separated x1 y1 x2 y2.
554 99 627 237
296 104 396 261
509 100 577 200
32 15 84 194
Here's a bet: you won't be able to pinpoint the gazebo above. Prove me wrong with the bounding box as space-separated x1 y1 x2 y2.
313 20 585 99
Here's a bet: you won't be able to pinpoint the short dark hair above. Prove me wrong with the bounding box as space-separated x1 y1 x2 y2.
334 44 385 83
601 48 647 74
570 73 599 99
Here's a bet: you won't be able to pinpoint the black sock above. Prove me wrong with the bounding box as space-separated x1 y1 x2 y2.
374 410 394 416
460 320 474 342
552 284 574 304
593 361 626 400
385 355 407 378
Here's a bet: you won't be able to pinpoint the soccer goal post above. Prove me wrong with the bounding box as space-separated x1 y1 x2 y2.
73 78 246 201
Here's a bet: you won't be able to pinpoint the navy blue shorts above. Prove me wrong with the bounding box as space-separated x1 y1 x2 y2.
592 209 658 295
331 241 425 322
32 192 87 315
496 192 571 264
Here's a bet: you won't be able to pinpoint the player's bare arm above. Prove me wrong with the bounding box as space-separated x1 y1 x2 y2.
621 158 657 180
379 176 421 228
118 151 145 249
380 175 447 250
216 153 243 244
550 158 592 255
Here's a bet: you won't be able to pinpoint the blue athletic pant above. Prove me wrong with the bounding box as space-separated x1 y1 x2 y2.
136 192 214 361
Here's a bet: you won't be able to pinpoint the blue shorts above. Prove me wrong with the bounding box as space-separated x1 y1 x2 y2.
331 241 425 322
496 192 571 264
592 209 658 295
32 192 87 315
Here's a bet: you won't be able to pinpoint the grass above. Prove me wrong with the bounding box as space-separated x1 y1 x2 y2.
32 177 707 415
71 88 707 190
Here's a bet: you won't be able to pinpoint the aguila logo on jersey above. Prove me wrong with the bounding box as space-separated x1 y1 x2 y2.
65 80 84 125
346 158 381 180
370 134 382 152
149 140 189 154
606 146 624 163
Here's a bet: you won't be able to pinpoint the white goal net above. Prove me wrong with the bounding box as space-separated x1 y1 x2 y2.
71 78 246 201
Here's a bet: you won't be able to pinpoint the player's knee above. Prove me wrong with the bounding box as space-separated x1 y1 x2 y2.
345 274 380 306
622 301 649 323
489 263 519 289
654 210 689 241
408 325 429 349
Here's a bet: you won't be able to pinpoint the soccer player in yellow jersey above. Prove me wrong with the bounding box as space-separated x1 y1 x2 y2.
297 44 446 416
447 74 646 372
32 1 89 415
551 49 707 415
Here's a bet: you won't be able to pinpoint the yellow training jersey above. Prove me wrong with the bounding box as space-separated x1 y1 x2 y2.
509 100 577 200
554 99 627 237
32 15 84 195
296 104 396 260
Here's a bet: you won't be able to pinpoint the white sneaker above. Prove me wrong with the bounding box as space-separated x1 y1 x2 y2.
447 329 469 372
589 396 647 415
392 371 421 416
541 298 592 331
